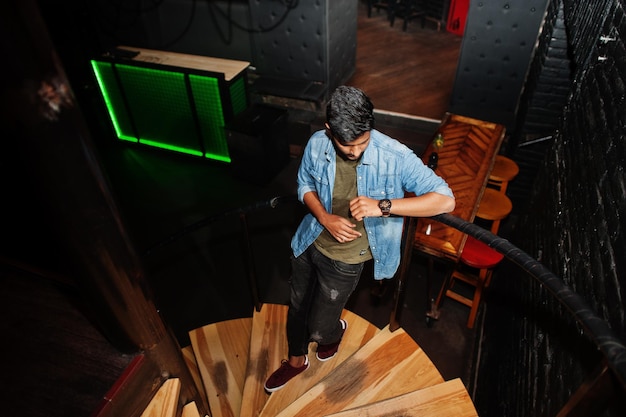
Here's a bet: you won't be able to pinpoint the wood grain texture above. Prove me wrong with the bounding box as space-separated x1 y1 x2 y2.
189 317 253 417
325 378 478 417
140 378 180 417
348 2 462 119
240 304 289 417
181 346 208 408
117 46 250 81
181 401 202 417
259 310 381 417
274 327 444 417
413 113 506 261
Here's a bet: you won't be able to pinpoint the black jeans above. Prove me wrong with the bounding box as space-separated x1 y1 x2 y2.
286 244 365 357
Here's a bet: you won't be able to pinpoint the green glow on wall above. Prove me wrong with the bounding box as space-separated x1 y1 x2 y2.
91 57 247 163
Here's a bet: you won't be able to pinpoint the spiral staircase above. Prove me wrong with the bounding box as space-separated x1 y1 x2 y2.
139 303 478 417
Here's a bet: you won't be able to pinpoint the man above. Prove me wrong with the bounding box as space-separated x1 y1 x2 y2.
264 86 455 393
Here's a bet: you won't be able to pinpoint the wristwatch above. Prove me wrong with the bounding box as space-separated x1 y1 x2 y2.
378 199 392 217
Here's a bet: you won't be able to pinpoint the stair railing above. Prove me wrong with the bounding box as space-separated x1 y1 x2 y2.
392 213 626 416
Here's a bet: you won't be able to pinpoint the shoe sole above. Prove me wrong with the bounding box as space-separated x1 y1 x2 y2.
316 319 348 362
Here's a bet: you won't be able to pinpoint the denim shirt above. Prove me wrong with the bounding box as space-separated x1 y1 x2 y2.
291 129 454 280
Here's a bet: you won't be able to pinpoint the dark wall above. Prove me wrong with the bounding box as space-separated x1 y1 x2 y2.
38 0 356 104
449 0 550 131
475 0 626 416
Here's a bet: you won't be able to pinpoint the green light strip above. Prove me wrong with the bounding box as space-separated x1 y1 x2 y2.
90 60 138 143
204 153 231 163
140 139 204 157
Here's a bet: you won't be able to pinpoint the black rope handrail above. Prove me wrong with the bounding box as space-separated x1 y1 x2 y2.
432 212 626 390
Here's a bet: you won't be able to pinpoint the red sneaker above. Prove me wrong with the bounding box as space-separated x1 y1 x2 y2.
316 319 347 362
264 355 309 393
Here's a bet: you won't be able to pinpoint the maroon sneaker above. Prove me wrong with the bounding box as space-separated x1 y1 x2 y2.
316 319 348 362
264 355 309 393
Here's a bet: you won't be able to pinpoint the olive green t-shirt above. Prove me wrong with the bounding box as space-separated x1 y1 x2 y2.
314 154 372 264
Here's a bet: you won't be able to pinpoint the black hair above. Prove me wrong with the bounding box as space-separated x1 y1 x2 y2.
326 86 375 143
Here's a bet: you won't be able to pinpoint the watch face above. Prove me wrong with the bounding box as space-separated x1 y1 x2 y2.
379 199 391 211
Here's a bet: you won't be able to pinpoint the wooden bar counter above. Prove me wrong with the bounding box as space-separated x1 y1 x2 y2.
390 113 505 330
414 113 506 262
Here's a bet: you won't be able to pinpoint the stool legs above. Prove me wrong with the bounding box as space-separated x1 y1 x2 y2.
435 265 494 328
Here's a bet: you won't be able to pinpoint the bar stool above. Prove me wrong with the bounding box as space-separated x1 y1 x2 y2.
476 188 512 234
488 155 519 194
435 236 504 328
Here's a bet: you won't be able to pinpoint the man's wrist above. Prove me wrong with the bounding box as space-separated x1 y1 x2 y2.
378 199 392 217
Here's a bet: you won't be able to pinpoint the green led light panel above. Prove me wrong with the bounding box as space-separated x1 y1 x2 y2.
117 64 201 154
230 77 248 116
91 55 248 163
189 74 230 162
91 60 137 142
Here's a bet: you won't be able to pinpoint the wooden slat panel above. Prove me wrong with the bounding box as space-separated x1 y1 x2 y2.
414 113 506 261
140 378 180 417
260 309 381 417
275 327 444 417
325 378 478 417
189 317 253 417
240 304 289 417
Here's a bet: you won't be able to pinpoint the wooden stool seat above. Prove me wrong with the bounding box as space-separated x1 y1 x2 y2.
435 236 504 328
477 188 512 234
488 155 519 193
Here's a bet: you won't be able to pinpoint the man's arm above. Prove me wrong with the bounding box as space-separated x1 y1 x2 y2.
303 191 362 243
349 193 455 222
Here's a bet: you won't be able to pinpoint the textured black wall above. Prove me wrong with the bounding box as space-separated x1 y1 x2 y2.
475 0 626 416
449 0 550 130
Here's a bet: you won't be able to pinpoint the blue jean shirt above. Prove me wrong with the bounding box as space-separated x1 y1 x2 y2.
291 129 454 280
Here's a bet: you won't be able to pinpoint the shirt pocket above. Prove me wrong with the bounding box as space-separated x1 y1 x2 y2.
309 163 330 186
368 184 397 200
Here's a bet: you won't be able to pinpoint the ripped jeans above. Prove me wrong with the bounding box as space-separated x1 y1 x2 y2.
286 244 365 357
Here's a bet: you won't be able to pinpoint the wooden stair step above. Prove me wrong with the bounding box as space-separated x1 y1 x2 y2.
189 317 253 417
259 309 381 417
325 378 478 417
181 401 203 417
275 326 444 417
181 345 208 407
140 378 180 417
240 303 289 417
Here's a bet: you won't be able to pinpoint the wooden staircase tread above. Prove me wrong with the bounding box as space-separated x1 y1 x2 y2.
189 317 253 417
140 378 180 417
181 346 208 407
181 401 203 417
259 309 381 417
325 378 478 417
275 327 444 417
240 304 290 417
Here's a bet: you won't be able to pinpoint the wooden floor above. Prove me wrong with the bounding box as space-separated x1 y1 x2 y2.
348 2 463 119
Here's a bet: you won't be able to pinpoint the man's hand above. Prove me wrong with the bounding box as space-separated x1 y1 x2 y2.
349 196 382 221
320 213 362 243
